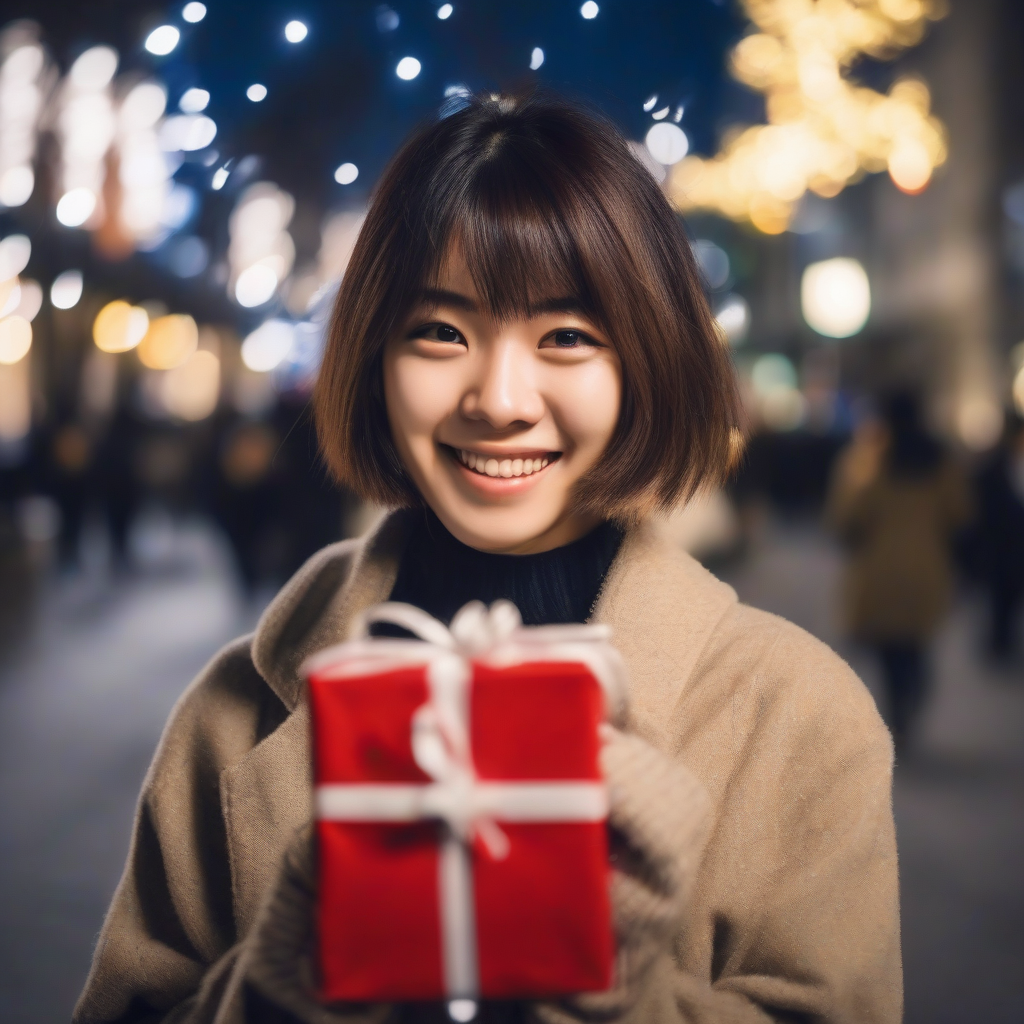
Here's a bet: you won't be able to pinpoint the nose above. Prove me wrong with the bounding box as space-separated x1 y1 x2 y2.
460 336 545 430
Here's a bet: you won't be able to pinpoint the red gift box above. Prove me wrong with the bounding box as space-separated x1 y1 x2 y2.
304 600 625 1004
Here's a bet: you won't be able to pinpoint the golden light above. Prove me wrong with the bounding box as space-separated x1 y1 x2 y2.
0 314 32 363
1012 364 1024 417
137 313 198 369
888 137 933 193
801 258 871 338
668 1 948 232
93 300 149 352
0 356 31 440
160 348 220 420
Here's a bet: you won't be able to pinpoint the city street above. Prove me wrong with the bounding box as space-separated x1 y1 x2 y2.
0 517 1021 1023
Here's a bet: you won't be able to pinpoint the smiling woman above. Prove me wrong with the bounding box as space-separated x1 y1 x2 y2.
75 93 901 1024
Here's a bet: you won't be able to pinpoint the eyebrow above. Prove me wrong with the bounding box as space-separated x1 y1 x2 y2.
418 289 589 319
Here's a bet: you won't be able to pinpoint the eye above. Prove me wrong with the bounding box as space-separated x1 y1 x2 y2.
542 328 600 349
410 322 465 344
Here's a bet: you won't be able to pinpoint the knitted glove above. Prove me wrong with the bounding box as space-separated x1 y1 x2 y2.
528 726 711 1023
244 824 394 1024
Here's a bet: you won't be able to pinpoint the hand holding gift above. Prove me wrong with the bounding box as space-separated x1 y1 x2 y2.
244 601 710 1021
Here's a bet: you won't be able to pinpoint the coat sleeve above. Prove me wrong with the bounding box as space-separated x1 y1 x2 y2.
652 618 902 1024
72 639 286 1024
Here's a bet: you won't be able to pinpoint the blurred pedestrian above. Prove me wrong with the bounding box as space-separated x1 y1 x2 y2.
972 411 1024 660
828 391 972 753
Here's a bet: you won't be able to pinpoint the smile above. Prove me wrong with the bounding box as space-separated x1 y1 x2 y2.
450 447 558 478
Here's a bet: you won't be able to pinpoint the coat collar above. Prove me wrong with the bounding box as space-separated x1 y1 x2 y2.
250 510 738 719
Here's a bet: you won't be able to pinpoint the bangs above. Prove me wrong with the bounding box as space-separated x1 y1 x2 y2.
420 134 605 326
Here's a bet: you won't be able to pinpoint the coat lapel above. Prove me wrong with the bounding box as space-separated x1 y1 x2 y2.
221 511 411 935
593 521 738 747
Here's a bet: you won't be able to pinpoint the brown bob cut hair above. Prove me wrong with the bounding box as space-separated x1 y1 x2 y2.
314 91 739 522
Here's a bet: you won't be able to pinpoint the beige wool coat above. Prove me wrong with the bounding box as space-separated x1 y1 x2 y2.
74 511 901 1024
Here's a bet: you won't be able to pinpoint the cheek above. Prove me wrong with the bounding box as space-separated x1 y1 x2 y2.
549 360 622 455
384 353 458 449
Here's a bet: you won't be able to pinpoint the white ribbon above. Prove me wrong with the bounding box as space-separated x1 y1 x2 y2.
309 600 624 999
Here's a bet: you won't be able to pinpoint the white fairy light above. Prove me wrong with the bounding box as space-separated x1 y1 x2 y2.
285 20 308 43
50 270 83 309
145 26 180 56
437 4 453 19
396 57 421 80
179 88 210 113
581 2 599 19
530 47 544 70
247 83 268 102
182 3 207 23
334 163 358 185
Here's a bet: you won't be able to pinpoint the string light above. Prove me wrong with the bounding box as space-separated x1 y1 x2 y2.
668 0 948 233
93 300 149 352
396 57 422 80
437 4 454 19
285 21 308 43
581 2 599 19
530 48 544 70
247 83 267 102
182 3 207 23
0 34 47 209
50 270 83 309
334 163 358 185
145 26 180 56
801 258 871 338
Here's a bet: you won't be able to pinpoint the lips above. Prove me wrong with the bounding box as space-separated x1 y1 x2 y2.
452 447 556 478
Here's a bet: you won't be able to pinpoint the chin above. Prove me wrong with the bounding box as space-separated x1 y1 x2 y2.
434 504 559 555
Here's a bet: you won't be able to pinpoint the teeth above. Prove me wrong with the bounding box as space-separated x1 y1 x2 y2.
456 449 553 477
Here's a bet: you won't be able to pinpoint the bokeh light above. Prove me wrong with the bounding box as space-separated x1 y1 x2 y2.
751 353 805 430
645 122 688 166
0 41 46 209
0 166 34 207
247 83 267 102
137 313 199 369
285 21 308 43
396 57 421 80
56 187 96 227
334 162 358 185
241 319 295 371
693 239 730 290
160 114 217 151
530 48 544 70
581 2 599 19
160 349 220 420
0 314 31 364
93 300 149 353
50 270 83 309
801 257 871 338
235 264 279 307
69 45 117 90
13 279 42 322
0 234 31 280
179 88 210 113
211 166 229 189
145 26 180 56
715 294 750 345
182 2 207 23
437 4 453 19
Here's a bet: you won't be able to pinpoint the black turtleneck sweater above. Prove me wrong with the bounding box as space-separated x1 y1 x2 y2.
375 509 624 629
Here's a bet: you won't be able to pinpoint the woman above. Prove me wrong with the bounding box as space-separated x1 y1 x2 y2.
75 94 900 1024
828 392 971 753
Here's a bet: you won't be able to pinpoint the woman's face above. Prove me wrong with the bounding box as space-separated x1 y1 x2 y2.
383 254 622 554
